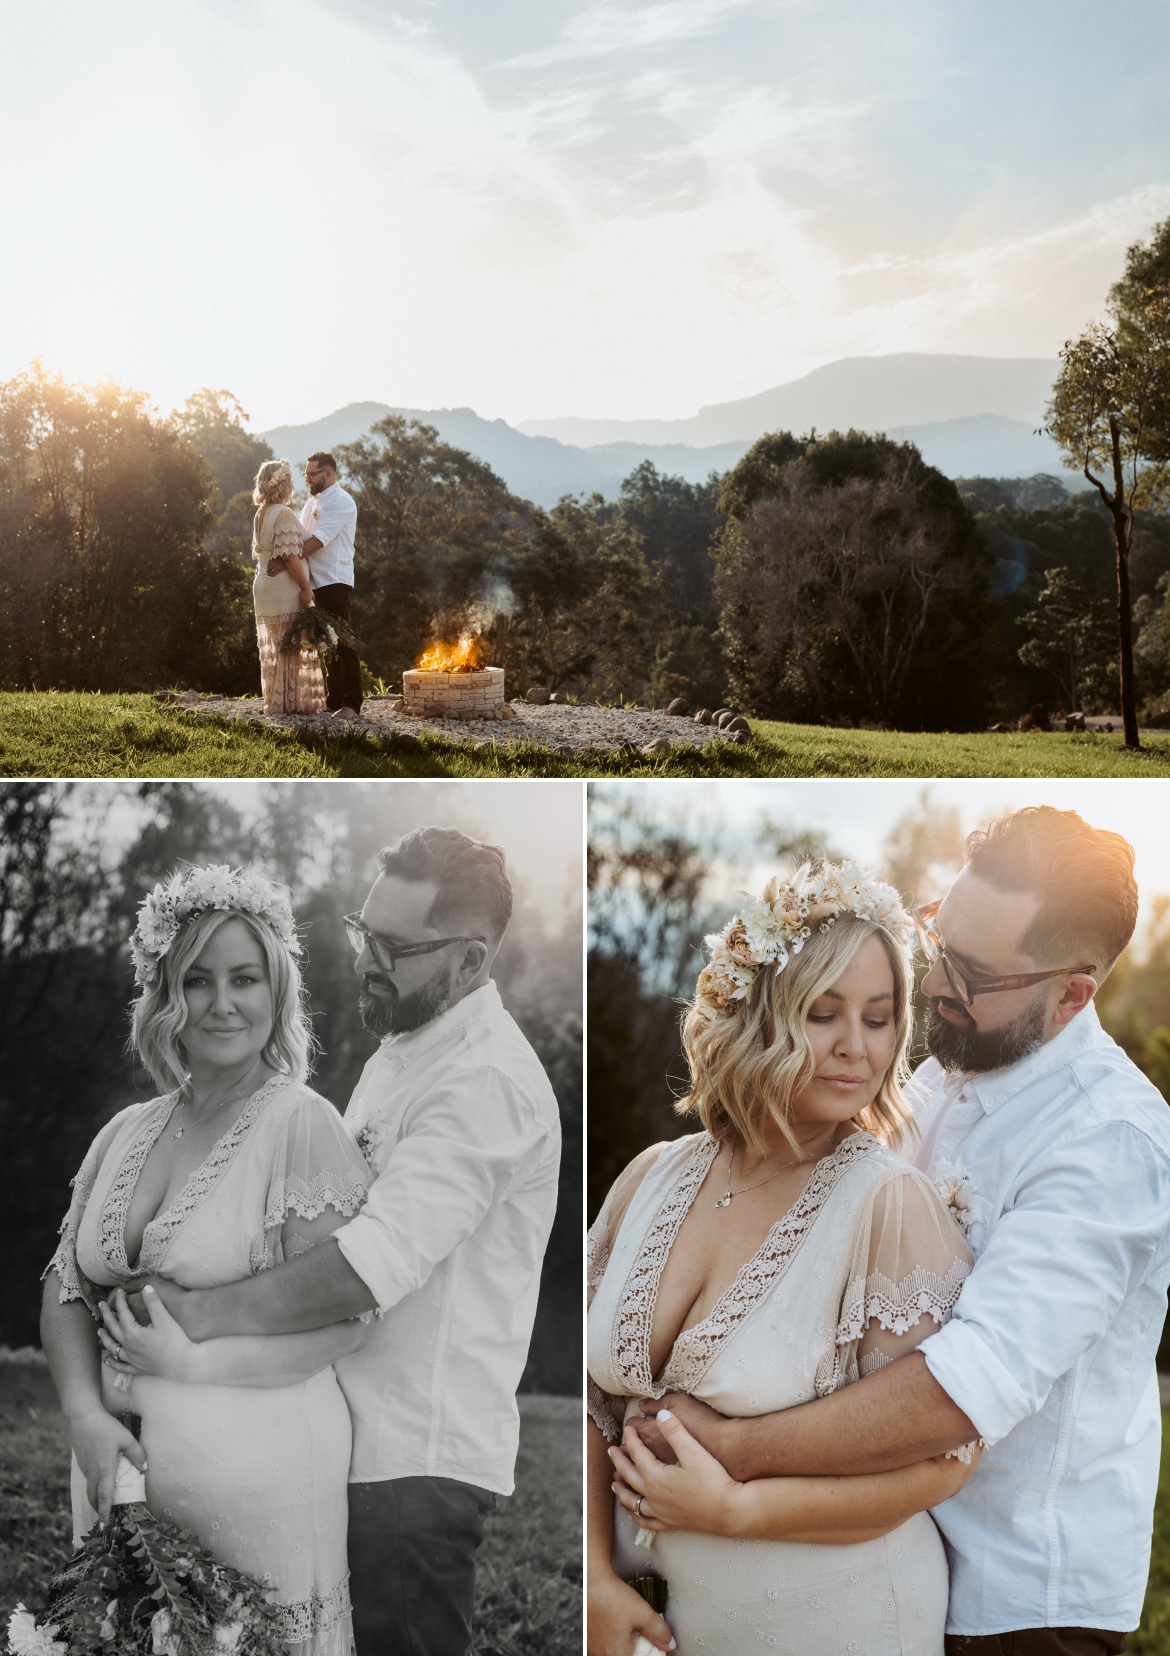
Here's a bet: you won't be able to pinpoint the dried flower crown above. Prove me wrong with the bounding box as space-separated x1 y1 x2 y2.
129 864 301 987
694 859 914 1020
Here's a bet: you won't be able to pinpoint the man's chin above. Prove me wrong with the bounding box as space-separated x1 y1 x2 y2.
926 996 1046 1074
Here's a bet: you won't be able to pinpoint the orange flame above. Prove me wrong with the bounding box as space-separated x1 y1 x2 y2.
416 633 486 673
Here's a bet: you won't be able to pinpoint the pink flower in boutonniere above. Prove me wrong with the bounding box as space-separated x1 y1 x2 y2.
935 1157 977 1233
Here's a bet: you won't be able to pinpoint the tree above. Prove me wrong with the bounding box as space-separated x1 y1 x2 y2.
646 624 729 710
337 415 526 683
0 363 255 693
1047 304 1170 747
714 431 999 729
1015 566 1116 712
172 389 274 508
613 461 723 629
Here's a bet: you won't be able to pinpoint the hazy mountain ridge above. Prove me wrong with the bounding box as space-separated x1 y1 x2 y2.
259 355 1070 508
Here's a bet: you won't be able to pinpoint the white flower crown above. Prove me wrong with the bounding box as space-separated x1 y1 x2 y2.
694 859 915 1020
129 864 301 987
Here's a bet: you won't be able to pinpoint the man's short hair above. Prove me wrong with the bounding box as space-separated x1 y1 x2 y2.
306 451 337 473
963 806 1137 975
378 827 513 945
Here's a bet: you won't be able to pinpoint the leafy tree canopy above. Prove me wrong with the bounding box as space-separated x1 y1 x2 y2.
172 388 274 508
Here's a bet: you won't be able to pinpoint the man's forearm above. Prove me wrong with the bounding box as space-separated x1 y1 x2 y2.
170 1240 377 1340
647 1354 977 1482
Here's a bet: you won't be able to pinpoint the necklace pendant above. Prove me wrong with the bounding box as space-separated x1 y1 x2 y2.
715 1193 732 1208
173 1125 184 1139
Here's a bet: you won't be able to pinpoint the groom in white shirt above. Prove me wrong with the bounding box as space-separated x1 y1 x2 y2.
133 827 563 1655
634 806 1170 1655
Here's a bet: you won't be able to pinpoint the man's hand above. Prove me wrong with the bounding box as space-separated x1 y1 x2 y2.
265 556 284 577
122 1276 202 1336
631 1393 738 1473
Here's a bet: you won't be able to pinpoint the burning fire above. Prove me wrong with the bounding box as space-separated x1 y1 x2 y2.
416 633 486 673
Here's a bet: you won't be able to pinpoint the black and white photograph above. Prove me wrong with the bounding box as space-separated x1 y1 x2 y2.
0 778 582 1656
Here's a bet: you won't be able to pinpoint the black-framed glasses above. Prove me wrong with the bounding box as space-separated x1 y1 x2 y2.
912 901 1095 1008
343 914 484 974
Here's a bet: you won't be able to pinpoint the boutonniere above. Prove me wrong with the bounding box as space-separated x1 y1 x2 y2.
935 1157 977 1234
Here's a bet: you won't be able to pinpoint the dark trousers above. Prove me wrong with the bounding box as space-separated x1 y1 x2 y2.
347 1475 496 1656
313 582 363 712
946 1632 1127 1655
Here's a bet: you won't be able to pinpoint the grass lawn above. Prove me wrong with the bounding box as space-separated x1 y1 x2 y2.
0 1360 581 1656
3 692 1170 778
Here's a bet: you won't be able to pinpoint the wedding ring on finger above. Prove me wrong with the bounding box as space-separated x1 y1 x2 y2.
634 1496 645 1518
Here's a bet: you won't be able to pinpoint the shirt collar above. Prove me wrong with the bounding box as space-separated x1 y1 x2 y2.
378 980 501 1068
962 1000 1108 1113
311 482 339 505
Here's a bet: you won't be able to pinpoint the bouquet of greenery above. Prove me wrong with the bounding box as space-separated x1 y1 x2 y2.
279 607 357 682
7 1454 284 1656
627 1574 669 1656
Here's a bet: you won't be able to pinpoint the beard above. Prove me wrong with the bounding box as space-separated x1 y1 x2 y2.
926 991 1047 1074
359 963 452 1039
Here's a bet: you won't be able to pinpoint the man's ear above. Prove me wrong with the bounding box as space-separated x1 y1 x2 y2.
1052 972 1096 1028
457 939 490 984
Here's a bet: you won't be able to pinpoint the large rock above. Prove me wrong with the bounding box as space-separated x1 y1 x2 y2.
641 736 672 755
727 717 751 735
694 708 713 724
549 691 570 705
666 697 690 717
526 686 551 704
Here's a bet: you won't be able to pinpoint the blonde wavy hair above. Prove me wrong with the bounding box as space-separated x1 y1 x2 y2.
129 907 314 1093
253 458 295 506
678 911 916 1155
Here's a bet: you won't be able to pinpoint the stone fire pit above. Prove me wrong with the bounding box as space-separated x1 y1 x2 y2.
403 665 505 720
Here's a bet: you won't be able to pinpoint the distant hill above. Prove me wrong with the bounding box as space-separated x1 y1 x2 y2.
258 356 1071 508
517 354 1059 447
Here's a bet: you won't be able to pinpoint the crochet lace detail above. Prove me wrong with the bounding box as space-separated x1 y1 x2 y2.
837 1257 972 1343
123 1077 290 1277
663 1134 880 1395
586 1220 610 1295
609 1135 721 1398
272 1572 351 1644
587 1375 624 1444
261 1167 371 1235
95 1096 181 1278
44 1158 106 1315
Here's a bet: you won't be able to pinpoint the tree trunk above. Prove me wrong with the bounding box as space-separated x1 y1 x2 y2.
1107 415 1140 749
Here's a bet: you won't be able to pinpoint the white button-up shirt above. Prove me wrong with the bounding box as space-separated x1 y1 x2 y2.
300 481 357 589
909 1002 1170 1636
333 981 561 1496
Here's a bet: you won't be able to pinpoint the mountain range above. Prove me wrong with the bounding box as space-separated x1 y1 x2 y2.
259 354 1069 509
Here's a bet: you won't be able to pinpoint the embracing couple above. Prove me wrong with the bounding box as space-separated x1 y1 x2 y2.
588 806 1170 1656
41 827 561 1656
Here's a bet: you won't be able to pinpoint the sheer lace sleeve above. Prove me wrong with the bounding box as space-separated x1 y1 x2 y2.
254 1088 373 1272
42 1107 143 1317
826 1165 974 1390
271 508 305 562
586 1142 668 1442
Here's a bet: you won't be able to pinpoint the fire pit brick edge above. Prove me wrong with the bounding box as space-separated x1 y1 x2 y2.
402 666 505 714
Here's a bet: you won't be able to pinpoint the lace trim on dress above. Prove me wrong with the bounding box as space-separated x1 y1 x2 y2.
256 611 327 717
261 1168 371 1235
587 1375 624 1445
586 1221 610 1296
272 1572 351 1645
609 1135 721 1398
662 1134 880 1396
271 521 304 558
44 1160 104 1316
95 1096 181 1279
132 1077 290 1277
837 1257 972 1343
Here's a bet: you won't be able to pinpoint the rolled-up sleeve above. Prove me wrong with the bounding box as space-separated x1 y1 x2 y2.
335 1066 542 1311
919 1119 1170 1444
308 492 355 551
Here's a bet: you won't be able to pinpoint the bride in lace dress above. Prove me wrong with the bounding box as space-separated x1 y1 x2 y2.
587 863 979 1656
251 458 327 715
40 868 373 1656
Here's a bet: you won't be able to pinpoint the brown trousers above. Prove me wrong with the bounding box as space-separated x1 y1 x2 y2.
313 583 363 713
945 1631 1127 1655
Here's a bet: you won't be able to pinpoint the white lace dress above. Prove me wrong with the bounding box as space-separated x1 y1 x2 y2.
252 505 327 715
45 1076 373 1656
587 1131 975 1656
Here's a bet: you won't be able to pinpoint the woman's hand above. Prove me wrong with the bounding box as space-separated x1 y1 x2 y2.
69 1408 147 1523
610 1408 745 1538
99 1286 200 1383
298 588 314 609
587 1569 674 1656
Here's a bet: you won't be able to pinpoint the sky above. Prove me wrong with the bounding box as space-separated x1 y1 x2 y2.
592 778 1170 953
7 1 1170 427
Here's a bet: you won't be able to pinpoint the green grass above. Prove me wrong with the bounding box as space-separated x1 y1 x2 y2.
0 1362 581 1656
4 692 1170 777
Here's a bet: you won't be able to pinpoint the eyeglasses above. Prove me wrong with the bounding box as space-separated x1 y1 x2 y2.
912 901 1095 1008
342 914 483 974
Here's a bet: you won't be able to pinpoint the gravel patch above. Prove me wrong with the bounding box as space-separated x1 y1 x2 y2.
161 693 732 756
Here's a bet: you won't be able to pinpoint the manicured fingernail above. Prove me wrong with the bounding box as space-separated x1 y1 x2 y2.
657 1409 673 1422
143 1285 155 1295
669 1641 677 1650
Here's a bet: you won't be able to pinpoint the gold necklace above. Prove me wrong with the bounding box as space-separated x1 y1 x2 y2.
172 1060 264 1140
714 1123 839 1209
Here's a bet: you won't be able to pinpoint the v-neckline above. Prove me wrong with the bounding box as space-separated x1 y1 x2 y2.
612 1130 877 1398
105 1076 286 1276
